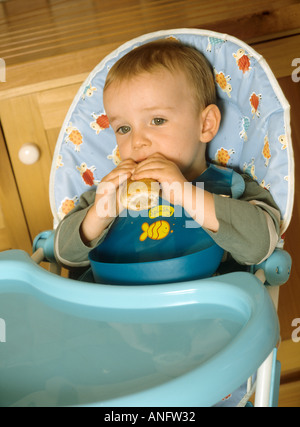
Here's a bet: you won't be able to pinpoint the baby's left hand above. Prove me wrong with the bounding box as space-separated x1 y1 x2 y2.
131 153 187 205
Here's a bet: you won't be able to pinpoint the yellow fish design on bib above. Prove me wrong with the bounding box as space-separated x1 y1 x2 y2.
139 220 171 242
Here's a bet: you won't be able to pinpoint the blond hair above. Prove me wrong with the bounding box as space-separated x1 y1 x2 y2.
104 39 216 111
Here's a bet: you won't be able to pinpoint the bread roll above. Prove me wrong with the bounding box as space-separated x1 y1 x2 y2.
120 178 160 211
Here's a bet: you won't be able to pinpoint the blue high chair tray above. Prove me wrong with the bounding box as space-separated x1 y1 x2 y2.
0 251 279 407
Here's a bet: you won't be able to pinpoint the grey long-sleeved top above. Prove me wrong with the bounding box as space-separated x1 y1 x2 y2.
54 174 281 270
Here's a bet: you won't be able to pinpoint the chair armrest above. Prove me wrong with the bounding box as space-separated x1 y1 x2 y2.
32 230 56 263
253 249 292 286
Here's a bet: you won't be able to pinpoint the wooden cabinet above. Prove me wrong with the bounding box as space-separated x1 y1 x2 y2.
0 126 31 252
0 83 81 244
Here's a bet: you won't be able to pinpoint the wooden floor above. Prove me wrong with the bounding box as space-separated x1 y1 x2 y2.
1 0 299 68
278 340 300 407
1 0 300 92
0 0 299 407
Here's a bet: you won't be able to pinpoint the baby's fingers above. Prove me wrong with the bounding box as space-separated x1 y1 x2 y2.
101 160 136 184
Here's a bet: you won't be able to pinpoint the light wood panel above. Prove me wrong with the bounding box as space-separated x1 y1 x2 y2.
0 125 32 252
0 0 299 67
0 95 54 241
278 339 300 383
279 381 300 407
278 340 300 407
0 0 299 101
37 82 81 154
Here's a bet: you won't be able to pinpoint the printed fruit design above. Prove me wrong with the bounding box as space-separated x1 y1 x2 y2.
76 163 99 186
243 158 257 181
107 145 122 165
56 154 64 169
81 83 97 100
233 49 251 73
214 69 232 98
262 135 271 166
279 134 287 150
90 113 110 134
206 37 225 52
260 180 270 191
222 394 232 402
215 147 235 166
65 123 83 152
165 36 179 42
240 116 250 142
58 196 79 219
250 92 262 118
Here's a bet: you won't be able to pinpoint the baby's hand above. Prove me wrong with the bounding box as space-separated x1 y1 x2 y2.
131 153 187 205
80 159 137 244
95 159 137 219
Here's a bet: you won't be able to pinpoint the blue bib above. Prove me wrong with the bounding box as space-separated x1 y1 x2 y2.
90 164 245 268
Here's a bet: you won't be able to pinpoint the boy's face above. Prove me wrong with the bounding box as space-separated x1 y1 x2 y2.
103 69 206 180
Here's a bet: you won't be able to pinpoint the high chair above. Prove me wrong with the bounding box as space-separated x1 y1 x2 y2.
0 29 294 407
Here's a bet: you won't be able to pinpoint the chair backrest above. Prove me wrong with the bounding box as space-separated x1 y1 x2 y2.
50 29 294 236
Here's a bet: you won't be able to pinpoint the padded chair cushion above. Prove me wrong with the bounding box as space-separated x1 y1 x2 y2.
50 29 294 233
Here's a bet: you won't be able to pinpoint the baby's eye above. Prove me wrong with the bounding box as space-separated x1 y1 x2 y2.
151 118 166 126
117 125 131 135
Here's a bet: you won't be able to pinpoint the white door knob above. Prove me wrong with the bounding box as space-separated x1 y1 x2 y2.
18 143 40 165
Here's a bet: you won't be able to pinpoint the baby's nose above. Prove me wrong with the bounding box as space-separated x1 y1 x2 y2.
131 130 151 150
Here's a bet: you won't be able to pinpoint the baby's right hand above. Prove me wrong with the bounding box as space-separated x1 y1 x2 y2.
80 159 137 244
94 159 137 220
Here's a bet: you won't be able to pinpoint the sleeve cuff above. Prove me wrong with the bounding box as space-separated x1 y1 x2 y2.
55 206 114 268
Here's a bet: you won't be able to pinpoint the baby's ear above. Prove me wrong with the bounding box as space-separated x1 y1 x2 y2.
199 105 221 143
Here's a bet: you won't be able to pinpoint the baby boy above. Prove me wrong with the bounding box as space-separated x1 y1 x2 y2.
54 40 280 272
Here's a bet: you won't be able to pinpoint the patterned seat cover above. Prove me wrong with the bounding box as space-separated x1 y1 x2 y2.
50 29 294 237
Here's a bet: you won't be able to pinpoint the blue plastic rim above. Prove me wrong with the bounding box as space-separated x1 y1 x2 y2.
89 242 224 285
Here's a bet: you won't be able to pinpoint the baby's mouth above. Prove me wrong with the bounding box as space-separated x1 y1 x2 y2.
135 157 148 163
